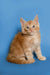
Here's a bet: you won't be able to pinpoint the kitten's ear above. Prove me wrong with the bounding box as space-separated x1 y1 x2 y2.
34 15 39 24
20 18 26 27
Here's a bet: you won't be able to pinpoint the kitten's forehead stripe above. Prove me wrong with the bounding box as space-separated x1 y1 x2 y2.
27 20 33 24
26 20 36 26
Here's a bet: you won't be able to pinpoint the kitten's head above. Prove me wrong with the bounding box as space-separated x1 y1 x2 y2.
20 15 40 35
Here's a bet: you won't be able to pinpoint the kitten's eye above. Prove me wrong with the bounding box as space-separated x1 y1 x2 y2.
32 25 35 28
26 26 29 29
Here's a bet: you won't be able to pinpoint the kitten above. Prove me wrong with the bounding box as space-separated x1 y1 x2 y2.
7 15 46 64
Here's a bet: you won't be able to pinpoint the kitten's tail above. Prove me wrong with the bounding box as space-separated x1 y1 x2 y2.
7 54 34 64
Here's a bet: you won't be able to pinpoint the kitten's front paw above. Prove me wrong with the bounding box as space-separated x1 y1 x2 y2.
38 56 46 61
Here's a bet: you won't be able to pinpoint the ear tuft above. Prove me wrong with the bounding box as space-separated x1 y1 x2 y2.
20 18 26 27
34 15 39 24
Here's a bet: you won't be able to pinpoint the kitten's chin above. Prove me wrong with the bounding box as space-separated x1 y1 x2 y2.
22 31 35 36
27 32 34 36
29 33 34 36
22 32 34 36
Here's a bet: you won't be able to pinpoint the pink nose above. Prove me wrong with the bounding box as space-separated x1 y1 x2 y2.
30 29 33 32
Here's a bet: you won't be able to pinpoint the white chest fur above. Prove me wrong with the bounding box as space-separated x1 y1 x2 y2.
28 34 39 44
27 33 40 51
34 37 39 45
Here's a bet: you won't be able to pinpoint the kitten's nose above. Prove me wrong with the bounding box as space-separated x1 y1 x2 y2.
30 28 33 32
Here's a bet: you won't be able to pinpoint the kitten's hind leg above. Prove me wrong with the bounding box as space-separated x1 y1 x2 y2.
7 53 34 64
24 49 35 63
18 56 35 64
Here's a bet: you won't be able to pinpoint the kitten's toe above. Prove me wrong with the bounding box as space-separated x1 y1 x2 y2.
31 59 35 63
38 56 46 61
28 59 35 64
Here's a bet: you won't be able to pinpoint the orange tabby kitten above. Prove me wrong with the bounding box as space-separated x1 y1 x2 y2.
7 15 46 64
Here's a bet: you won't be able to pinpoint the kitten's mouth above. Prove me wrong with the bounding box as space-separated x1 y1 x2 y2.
24 29 33 33
24 29 34 35
27 32 34 35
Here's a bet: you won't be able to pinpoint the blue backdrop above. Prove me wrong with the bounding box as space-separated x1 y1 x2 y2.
0 0 50 75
